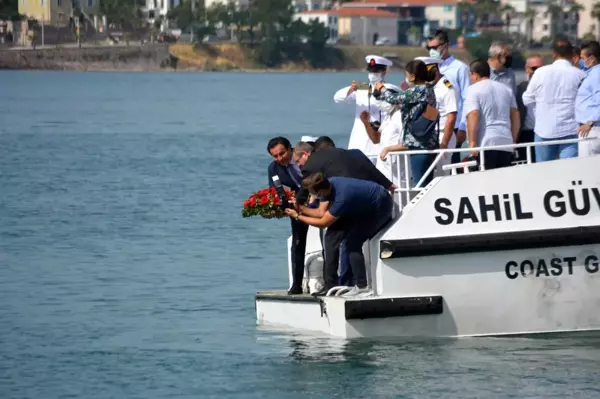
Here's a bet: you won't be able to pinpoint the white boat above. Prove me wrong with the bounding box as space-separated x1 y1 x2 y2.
255 139 600 338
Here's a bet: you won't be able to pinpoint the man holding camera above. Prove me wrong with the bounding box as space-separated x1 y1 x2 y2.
267 137 308 295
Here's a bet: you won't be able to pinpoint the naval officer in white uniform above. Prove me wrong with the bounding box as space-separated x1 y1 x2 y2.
333 55 400 158
416 56 459 175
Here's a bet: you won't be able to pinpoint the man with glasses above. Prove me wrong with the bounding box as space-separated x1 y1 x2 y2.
427 29 470 164
515 55 544 162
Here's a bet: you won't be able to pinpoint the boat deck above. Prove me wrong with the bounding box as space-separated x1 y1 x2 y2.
256 290 319 302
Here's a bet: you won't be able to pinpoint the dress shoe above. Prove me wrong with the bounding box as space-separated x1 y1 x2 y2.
287 286 303 295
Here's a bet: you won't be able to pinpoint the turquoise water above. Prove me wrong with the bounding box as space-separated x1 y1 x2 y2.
1 70 600 399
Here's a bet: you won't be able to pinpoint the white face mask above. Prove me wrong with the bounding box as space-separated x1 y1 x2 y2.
405 77 415 87
429 48 442 59
368 72 384 84
378 100 395 115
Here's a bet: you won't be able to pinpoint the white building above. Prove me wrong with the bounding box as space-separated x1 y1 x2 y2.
503 0 579 43
298 7 398 45
578 0 600 39
424 0 462 38
144 0 183 30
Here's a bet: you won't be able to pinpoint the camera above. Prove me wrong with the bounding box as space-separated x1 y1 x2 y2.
271 175 291 210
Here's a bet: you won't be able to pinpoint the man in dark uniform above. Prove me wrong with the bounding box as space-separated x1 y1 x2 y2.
267 137 308 295
292 140 394 293
515 55 543 163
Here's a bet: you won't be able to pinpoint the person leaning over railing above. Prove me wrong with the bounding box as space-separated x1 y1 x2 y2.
373 60 439 187
284 172 393 297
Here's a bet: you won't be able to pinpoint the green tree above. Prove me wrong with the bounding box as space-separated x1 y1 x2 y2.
0 0 21 20
500 4 515 34
524 7 537 47
456 1 474 35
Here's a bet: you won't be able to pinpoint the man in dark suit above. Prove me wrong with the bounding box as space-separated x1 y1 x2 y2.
267 137 308 295
293 139 395 292
515 55 543 162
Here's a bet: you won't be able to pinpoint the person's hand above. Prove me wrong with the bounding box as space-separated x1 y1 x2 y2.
349 80 358 92
360 110 370 124
440 141 448 149
578 123 592 138
285 208 299 219
374 82 385 92
389 184 397 192
399 80 409 91
456 130 467 144
380 147 389 161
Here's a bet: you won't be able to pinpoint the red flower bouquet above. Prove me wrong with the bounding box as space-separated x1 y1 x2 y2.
242 187 295 219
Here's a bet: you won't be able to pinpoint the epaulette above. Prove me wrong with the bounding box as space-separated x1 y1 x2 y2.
443 79 453 88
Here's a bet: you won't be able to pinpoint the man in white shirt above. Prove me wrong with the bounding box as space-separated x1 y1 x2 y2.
464 60 520 170
488 41 517 95
416 57 459 175
522 40 586 162
515 55 544 162
333 55 400 158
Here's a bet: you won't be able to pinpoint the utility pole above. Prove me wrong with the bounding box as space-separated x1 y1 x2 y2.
190 0 195 43
41 10 45 48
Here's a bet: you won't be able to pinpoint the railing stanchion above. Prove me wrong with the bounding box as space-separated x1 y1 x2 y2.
404 153 411 205
526 144 532 164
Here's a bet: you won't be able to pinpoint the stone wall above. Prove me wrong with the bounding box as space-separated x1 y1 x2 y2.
0 44 174 71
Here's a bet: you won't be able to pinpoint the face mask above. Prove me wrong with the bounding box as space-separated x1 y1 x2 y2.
368 73 384 84
429 48 442 59
405 77 415 87
378 100 395 114
503 55 513 69
579 59 590 71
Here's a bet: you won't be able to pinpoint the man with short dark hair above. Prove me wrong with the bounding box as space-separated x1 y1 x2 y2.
523 40 586 162
314 136 336 151
427 29 470 163
464 60 520 169
576 40 600 157
515 55 544 162
266 137 308 295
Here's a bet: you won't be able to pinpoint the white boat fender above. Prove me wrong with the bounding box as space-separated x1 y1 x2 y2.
303 251 325 294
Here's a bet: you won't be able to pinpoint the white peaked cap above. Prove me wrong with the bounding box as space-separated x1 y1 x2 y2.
365 55 393 67
301 136 319 143
415 56 443 65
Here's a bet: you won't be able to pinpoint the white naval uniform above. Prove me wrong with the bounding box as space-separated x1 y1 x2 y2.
376 110 406 187
433 77 459 176
333 83 400 159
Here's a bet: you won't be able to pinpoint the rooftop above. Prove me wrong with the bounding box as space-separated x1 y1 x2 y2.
298 7 398 17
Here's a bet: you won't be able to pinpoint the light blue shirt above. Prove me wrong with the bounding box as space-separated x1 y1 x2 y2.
575 64 600 124
439 55 471 132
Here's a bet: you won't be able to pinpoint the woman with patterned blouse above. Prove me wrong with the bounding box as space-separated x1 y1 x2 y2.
374 60 440 187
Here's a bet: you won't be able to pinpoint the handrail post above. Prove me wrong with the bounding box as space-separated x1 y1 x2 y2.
480 149 486 171
404 153 411 205
526 144 532 164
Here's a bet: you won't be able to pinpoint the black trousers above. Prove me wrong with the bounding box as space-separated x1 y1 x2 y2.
322 195 393 288
516 129 536 163
478 150 513 170
290 218 309 289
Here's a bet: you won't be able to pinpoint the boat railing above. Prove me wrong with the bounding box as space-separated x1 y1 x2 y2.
368 136 598 214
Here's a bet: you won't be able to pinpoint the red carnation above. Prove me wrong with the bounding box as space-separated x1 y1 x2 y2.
273 196 281 206
249 197 257 207
259 196 270 206
270 187 277 195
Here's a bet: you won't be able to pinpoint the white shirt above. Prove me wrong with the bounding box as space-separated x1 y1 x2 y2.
464 79 516 152
433 77 458 147
333 83 400 156
376 111 405 184
522 59 586 139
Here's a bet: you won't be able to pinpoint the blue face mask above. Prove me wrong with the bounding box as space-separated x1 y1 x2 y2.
579 59 589 71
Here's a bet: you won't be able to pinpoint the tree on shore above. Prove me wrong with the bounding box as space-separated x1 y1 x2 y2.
0 0 23 21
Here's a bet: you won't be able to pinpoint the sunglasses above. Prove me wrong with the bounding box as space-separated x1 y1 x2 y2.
530 66 540 71
426 43 446 51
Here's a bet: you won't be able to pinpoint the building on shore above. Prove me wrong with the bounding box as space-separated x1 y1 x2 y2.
18 0 100 27
296 7 398 45
502 0 580 43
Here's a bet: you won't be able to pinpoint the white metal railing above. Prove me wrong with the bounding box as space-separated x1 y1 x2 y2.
368 137 599 215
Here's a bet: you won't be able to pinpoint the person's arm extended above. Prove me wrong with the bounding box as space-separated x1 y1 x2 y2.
441 112 457 148
467 110 480 153
510 108 520 143
522 72 538 107
377 88 419 106
299 201 329 218
360 111 380 144
286 209 338 229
